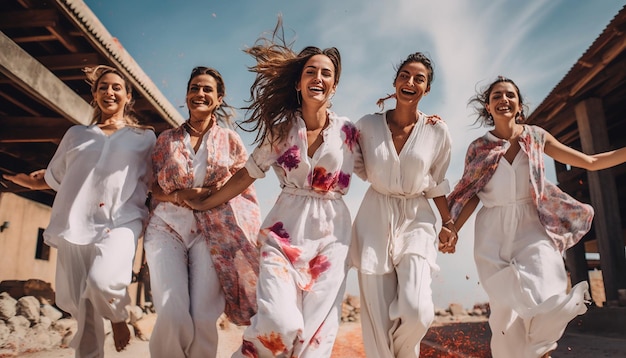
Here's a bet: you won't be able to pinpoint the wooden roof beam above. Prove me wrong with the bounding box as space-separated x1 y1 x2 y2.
569 35 626 96
37 53 102 71
0 126 68 143
0 90 41 116
0 30 93 125
0 9 58 28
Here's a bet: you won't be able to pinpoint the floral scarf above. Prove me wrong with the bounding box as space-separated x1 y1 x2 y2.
448 125 594 252
151 125 261 325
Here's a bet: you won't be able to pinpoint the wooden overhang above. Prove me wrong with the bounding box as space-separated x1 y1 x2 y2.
0 0 184 206
526 5 626 244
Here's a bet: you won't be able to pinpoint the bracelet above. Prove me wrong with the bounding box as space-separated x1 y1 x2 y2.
443 218 454 226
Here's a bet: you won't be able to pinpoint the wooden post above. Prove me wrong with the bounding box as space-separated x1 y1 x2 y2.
575 98 626 306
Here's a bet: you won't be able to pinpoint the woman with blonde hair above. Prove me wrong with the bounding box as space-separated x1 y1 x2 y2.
4 65 156 355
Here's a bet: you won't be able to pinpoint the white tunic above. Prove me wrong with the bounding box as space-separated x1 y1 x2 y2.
350 111 451 274
44 125 155 247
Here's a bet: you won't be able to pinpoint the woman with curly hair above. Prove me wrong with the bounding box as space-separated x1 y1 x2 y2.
187 20 359 357
445 76 626 357
4 65 156 355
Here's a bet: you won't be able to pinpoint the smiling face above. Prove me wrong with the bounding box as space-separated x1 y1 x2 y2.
296 54 337 107
186 74 223 118
393 61 430 106
485 81 521 122
92 72 131 119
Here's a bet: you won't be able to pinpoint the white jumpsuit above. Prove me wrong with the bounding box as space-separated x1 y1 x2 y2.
350 111 452 358
474 148 588 358
236 111 358 358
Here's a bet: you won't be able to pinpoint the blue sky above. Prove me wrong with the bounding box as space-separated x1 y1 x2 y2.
85 0 625 308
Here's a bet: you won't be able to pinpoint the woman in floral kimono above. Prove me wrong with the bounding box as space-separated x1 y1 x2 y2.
187 22 358 358
445 76 626 358
144 66 261 358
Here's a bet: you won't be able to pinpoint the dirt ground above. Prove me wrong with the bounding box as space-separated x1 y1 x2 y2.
18 317 366 358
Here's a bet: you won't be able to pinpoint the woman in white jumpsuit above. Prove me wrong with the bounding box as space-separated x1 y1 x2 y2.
187 25 359 357
145 66 261 358
4 65 155 357
445 76 626 358
350 52 457 358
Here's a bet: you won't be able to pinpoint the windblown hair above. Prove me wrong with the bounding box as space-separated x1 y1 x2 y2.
376 52 435 110
186 66 235 128
240 17 342 145
468 76 529 127
83 65 143 127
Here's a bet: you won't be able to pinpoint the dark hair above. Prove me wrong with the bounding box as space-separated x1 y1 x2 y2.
186 66 234 127
469 76 529 127
394 52 434 87
83 65 139 126
240 17 341 144
377 52 435 109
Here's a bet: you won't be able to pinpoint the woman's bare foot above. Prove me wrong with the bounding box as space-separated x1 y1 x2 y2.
111 321 131 352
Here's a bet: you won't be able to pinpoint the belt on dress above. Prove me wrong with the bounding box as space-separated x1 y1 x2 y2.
281 186 342 200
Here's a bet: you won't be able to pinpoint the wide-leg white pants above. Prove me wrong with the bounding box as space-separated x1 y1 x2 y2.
237 242 349 358
144 215 225 358
358 254 434 358
55 221 141 358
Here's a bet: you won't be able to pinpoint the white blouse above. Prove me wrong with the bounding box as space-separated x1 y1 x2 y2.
350 110 452 274
44 125 156 247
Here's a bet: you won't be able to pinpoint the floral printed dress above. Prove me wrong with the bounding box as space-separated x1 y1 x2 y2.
239 110 359 358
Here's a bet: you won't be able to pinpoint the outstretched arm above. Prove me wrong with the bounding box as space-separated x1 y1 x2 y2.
544 131 626 171
185 167 256 211
3 169 51 190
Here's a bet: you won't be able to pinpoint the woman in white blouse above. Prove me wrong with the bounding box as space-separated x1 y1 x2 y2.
3 65 155 355
350 52 456 358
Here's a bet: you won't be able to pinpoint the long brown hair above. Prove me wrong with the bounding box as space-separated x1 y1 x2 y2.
241 17 341 144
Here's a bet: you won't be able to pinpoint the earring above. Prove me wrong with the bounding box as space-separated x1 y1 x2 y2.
296 89 301 105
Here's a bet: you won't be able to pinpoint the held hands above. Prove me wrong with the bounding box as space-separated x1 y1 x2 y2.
438 220 459 254
184 193 215 211
171 185 216 210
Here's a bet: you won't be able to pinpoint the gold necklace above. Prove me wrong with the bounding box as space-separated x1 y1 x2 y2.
184 118 214 137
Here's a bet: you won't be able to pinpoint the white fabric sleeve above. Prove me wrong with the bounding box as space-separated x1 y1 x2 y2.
44 126 75 191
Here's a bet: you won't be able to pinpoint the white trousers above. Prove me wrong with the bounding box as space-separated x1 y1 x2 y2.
144 215 225 358
358 254 434 358
237 242 348 358
55 221 141 358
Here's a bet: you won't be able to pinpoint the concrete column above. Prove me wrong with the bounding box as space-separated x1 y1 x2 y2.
575 98 626 306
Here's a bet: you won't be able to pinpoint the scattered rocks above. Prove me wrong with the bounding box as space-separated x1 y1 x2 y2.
341 295 360 322
0 288 155 357
435 302 490 323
